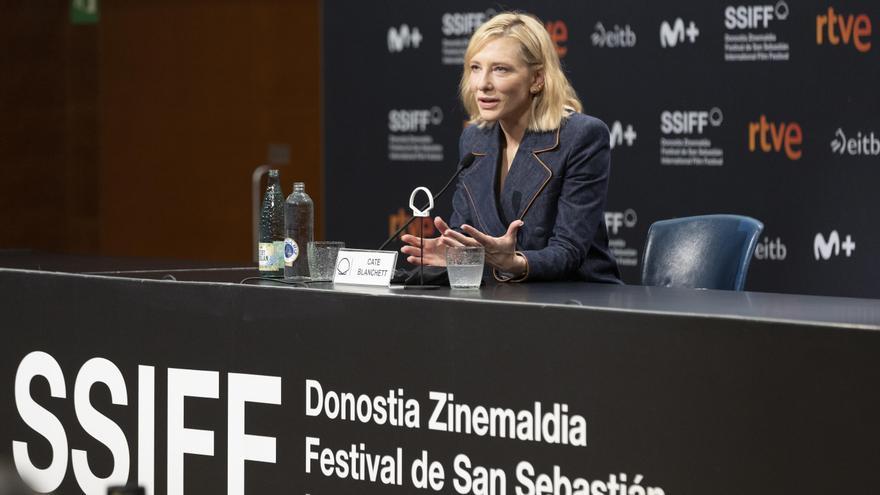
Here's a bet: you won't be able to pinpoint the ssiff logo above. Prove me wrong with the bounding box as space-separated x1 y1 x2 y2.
814 231 855 260
661 108 723 134
724 2 789 29
660 18 699 47
748 115 802 160
388 107 443 133
816 8 872 52
441 10 495 65
605 209 639 267
442 12 488 36
387 25 422 53
609 121 637 149
605 209 637 236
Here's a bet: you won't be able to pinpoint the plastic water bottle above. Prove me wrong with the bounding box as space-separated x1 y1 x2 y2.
258 170 285 276
284 181 314 280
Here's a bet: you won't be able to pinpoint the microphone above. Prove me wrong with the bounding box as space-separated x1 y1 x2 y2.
378 153 477 250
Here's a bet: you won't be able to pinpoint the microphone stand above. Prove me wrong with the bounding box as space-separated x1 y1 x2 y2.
403 186 439 290
378 153 476 251
419 215 425 286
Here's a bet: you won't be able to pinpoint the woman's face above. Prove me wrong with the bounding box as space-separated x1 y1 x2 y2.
468 36 540 128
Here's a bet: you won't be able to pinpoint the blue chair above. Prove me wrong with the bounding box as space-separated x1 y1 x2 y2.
641 214 763 291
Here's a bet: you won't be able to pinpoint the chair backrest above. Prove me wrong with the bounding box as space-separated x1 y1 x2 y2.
641 214 763 291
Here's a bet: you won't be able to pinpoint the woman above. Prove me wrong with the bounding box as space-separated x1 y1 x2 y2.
401 12 621 283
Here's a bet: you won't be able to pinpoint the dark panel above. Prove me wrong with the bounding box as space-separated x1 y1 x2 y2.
323 0 880 297
1 270 879 494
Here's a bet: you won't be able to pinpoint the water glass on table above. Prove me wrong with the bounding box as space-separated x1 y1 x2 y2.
445 246 484 289
308 241 345 282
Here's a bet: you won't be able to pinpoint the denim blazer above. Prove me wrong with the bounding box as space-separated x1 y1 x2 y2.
451 112 622 283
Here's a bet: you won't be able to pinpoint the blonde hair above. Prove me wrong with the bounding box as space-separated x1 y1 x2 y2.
459 12 582 132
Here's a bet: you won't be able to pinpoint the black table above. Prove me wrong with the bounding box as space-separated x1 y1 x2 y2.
1 261 878 495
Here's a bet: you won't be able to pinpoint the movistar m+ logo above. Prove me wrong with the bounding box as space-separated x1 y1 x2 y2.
660 19 699 47
814 231 856 260
388 25 422 53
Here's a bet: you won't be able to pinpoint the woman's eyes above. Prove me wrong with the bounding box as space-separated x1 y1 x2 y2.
470 65 511 73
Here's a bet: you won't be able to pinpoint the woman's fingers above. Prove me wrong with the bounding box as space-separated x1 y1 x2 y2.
434 216 451 233
443 228 482 247
400 245 422 257
504 220 524 238
460 224 495 245
399 234 422 247
438 235 466 248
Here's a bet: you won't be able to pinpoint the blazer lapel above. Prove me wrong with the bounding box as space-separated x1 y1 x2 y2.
500 128 558 222
460 125 507 236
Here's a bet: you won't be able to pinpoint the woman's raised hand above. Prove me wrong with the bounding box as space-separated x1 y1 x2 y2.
399 217 454 266
439 219 526 275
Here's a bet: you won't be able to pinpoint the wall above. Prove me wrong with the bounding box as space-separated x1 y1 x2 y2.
0 3 99 253
323 0 880 297
1 1 322 263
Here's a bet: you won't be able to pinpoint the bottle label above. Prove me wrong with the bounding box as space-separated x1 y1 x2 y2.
258 242 274 271
272 241 284 270
284 238 299 266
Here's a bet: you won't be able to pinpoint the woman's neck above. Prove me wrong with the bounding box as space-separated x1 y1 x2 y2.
499 113 529 148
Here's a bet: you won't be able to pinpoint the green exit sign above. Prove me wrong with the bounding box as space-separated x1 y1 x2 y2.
71 0 99 24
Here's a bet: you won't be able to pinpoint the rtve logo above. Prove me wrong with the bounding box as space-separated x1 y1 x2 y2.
725 2 790 30
387 25 422 53
604 209 637 236
388 107 443 133
609 121 637 149
814 230 856 260
660 18 699 47
816 8 872 52
748 115 802 160
660 108 723 135
545 20 569 58
441 11 490 36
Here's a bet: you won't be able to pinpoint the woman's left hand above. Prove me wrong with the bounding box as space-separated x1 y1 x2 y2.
439 219 526 275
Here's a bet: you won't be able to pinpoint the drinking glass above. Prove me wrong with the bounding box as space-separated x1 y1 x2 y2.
445 246 484 289
308 241 345 282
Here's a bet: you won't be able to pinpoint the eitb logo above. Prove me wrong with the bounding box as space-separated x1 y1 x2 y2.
831 128 880 156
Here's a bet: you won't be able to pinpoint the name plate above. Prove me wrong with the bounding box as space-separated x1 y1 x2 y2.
333 249 398 287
